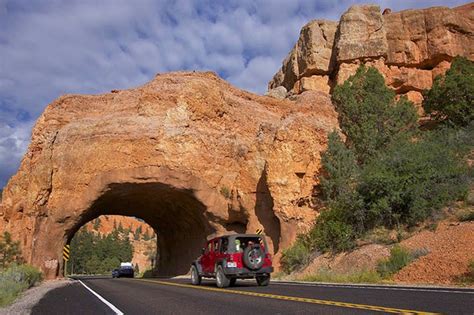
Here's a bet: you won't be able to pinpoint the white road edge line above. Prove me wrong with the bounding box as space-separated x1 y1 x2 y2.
78 280 124 315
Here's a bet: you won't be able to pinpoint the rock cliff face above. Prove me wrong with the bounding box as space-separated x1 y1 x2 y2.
269 3 474 108
0 72 338 278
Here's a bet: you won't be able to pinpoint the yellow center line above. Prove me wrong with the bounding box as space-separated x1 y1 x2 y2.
135 279 440 315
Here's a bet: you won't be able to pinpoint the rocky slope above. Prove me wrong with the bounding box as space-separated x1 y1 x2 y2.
268 3 474 110
289 218 474 286
82 215 156 273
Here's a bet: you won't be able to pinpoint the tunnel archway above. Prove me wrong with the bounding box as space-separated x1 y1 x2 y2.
64 170 221 277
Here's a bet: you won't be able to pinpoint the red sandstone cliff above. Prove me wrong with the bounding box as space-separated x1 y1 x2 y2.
268 3 474 111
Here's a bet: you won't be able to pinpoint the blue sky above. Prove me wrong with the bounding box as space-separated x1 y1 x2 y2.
0 0 469 188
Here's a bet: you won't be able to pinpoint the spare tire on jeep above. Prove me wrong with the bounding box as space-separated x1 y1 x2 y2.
243 244 265 270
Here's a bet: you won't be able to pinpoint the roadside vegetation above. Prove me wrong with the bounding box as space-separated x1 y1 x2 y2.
0 232 42 307
376 246 429 278
456 260 474 285
281 56 474 278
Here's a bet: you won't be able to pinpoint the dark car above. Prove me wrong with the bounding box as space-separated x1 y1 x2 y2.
112 265 134 278
190 234 273 288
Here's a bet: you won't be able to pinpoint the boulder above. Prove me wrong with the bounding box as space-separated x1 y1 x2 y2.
268 20 337 91
336 5 388 62
295 75 331 94
297 20 338 77
265 86 287 99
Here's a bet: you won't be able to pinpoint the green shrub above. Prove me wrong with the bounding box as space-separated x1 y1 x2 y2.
359 128 470 228
457 259 474 284
302 269 382 284
457 209 474 222
0 264 43 307
309 215 355 253
320 131 359 202
376 246 420 278
0 232 24 269
423 56 474 127
332 65 418 164
362 227 397 245
280 238 312 274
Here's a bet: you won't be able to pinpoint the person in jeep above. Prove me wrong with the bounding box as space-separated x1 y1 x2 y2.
190 234 273 288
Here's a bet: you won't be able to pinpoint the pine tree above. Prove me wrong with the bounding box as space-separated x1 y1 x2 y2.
332 65 418 163
117 222 124 233
423 56 474 127
93 218 101 230
142 229 151 241
134 226 142 240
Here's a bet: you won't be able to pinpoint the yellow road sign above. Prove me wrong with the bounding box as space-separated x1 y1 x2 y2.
63 244 70 261
256 228 263 235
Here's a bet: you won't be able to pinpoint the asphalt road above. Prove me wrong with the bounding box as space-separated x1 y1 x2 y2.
32 276 474 315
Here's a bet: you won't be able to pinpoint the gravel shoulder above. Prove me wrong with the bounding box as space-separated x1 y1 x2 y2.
0 279 72 315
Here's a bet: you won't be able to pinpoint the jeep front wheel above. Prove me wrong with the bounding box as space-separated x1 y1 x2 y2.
256 274 270 286
191 265 201 285
216 265 230 288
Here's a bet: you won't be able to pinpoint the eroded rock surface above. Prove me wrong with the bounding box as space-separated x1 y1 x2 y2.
269 3 474 107
0 72 338 278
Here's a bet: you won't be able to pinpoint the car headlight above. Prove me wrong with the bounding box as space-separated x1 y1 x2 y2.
226 262 237 268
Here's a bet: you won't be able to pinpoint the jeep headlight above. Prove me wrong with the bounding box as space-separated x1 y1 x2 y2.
226 262 237 268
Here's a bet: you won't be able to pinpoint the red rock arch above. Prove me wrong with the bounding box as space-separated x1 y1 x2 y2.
0 72 338 278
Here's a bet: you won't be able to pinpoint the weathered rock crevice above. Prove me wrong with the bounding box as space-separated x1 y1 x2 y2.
255 165 281 253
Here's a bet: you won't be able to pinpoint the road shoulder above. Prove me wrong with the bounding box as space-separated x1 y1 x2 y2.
0 279 72 315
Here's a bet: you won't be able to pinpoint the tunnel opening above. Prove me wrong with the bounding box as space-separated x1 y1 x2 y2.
65 182 215 277
66 215 157 276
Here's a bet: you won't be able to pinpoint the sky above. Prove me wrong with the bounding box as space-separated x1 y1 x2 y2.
0 0 469 188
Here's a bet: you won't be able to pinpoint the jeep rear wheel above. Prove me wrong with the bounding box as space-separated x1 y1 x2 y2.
256 274 270 286
216 265 230 288
191 265 201 285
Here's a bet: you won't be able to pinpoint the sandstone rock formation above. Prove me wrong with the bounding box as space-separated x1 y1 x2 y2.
269 3 474 108
0 72 338 279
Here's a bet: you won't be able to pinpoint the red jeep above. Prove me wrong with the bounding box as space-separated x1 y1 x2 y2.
190 234 273 288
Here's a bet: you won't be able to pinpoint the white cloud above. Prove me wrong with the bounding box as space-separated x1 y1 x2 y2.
0 0 469 186
0 121 33 187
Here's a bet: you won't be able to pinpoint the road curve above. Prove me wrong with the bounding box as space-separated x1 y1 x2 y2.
31 276 474 314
